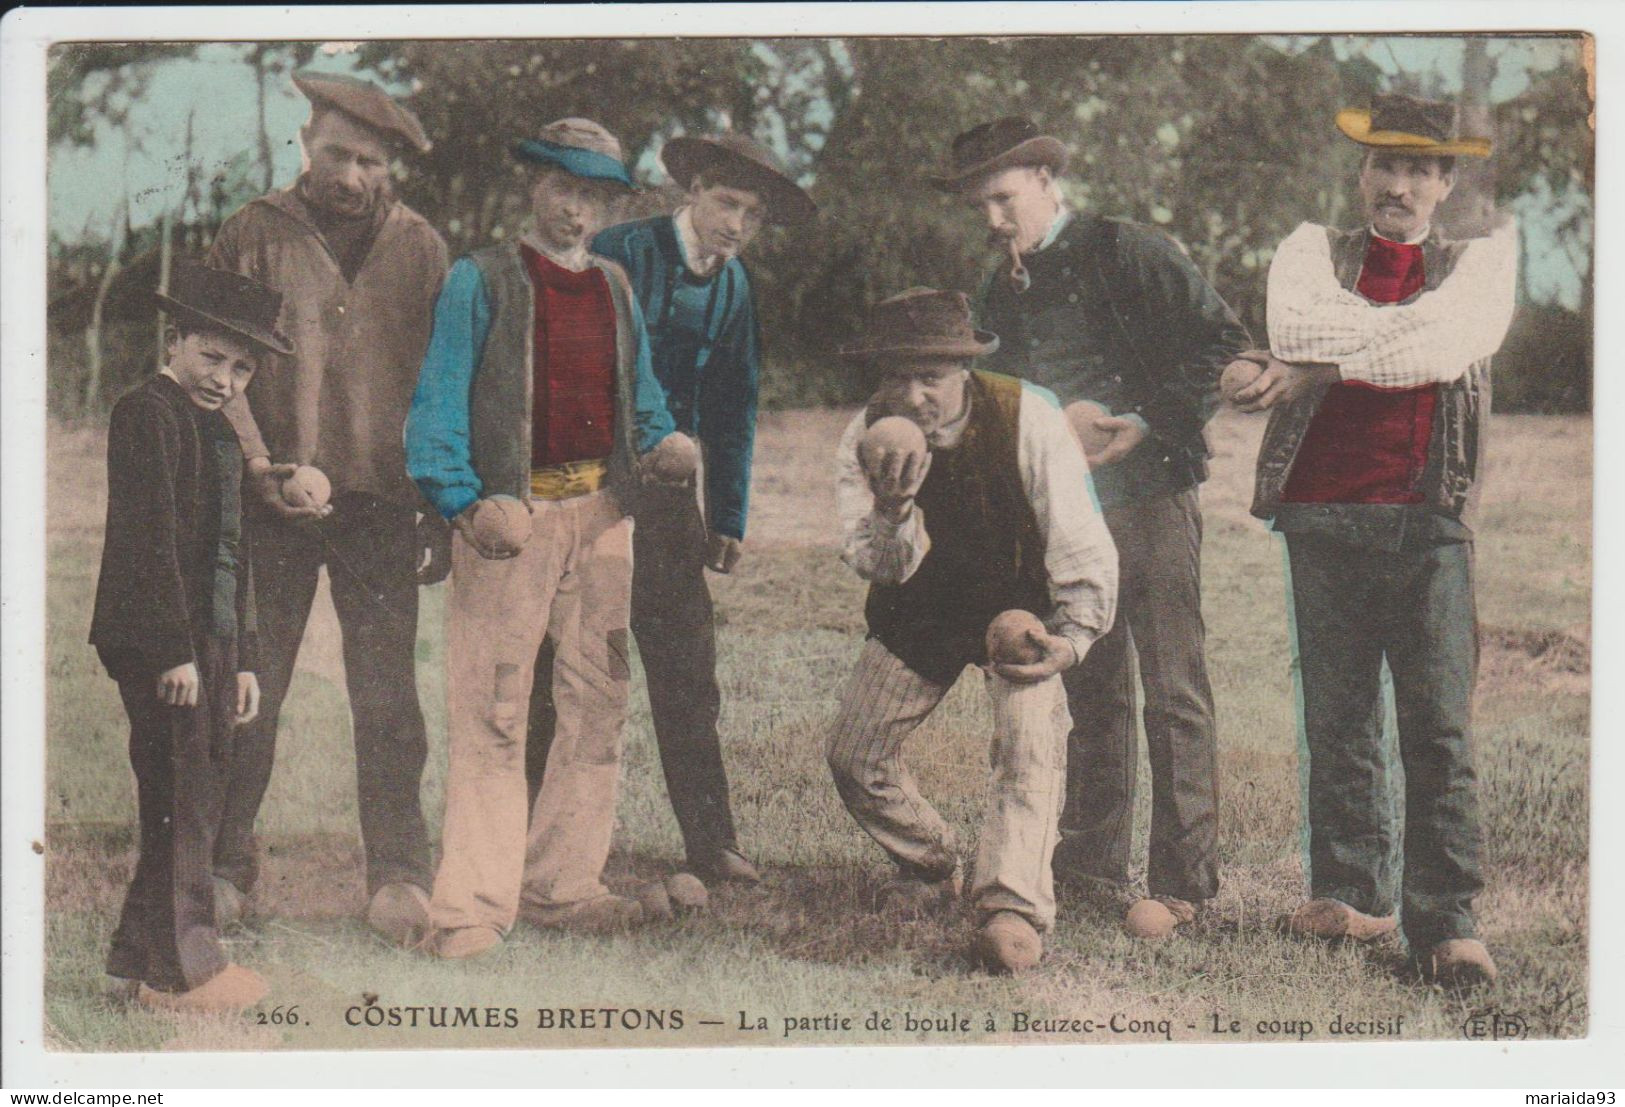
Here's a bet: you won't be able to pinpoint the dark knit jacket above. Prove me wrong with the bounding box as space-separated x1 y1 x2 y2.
90 375 258 678
1252 225 1489 551
979 213 1250 509
864 372 1050 685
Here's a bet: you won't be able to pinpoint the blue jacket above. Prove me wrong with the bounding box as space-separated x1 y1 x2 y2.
405 242 674 520
592 216 761 540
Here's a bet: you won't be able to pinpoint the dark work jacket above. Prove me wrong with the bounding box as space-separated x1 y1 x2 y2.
865 372 1050 685
90 375 258 679
1252 225 1487 552
979 213 1250 509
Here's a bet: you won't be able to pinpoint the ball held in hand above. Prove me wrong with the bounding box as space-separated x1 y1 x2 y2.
1221 358 1265 402
1063 401 1114 456
646 432 700 483
280 465 332 510
470 495 532 555
858 415 927 476
985 609 1047 666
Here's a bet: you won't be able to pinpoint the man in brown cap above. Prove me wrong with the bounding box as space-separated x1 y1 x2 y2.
936 117 1250 940
206 70 448 945
1228 93 1515 986
827 289 1118 973
526 131 816 885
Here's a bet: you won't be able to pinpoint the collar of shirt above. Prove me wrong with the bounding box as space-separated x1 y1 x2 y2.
521 230 592 273
927 389 974 449
674 207 723 277
1032 206 1073 254
1369 224 1431 246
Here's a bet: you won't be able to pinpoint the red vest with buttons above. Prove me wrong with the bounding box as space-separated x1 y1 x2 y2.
521 244 619 467
1281 235 1438 505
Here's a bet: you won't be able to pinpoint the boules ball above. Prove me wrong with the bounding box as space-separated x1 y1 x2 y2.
664 873 709 914
858 415 927 477
280 465 332 510
985 609 1047 666
1221 358 1265 402
646 432 700 483
470 495 532 555
636 879 675 922
1063 401 1115 456
1123 898 1180 940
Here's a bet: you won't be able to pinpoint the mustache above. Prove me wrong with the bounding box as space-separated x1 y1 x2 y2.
1376 195 1413 211
987 226 1019 247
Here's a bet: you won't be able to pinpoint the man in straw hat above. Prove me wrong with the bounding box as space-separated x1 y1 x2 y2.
206 70 449 947
935 117 1250 940
1225 92 1516 986
525 132 817 885
405 117 679 959
90 263 294 1011
827 288 1118 973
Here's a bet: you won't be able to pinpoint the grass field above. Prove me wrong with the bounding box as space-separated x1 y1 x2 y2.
41 407 1590 1051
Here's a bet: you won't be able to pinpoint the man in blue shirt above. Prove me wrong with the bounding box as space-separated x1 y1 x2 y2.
527 133 816 884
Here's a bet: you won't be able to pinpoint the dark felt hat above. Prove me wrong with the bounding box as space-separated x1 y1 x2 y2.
662 132 817 225
1336 92 1492 158
931 116 1069 192
154 263 294 358
839 288 999 361
293 70 432 154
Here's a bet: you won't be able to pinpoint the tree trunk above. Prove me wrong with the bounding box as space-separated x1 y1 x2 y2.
1438 36 1497 239
254 46 275 193
85 194 129 414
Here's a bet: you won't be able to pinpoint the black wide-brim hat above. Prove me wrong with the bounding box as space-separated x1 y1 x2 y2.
838 288 999 361
154 263 295 358
1336 92 1492 158
930 116 1069 192
662 133 817 225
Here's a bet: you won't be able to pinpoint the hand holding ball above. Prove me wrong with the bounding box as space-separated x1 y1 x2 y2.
466 495 532 559
644 432 700 484
859 416 930 519
1221 358 1265 404
280 465 332 511
1063 401 1115 457
985 609 1047 666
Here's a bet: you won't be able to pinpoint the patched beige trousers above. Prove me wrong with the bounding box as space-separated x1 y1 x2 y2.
431 490 633 936
827 638 1070 930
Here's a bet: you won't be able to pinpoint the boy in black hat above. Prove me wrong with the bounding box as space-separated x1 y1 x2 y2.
89 263 292 1012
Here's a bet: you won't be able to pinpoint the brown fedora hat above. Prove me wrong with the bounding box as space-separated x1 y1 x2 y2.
662 132 817 225
293 70 432 155
154 262 295 358
930 116 1069 192
839 288 999 361
1336 92 1491 158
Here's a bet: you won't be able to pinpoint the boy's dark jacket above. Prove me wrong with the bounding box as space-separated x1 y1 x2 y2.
90 375 258 678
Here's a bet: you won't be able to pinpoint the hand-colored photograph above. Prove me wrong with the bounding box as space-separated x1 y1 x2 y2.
35 28 1591 1053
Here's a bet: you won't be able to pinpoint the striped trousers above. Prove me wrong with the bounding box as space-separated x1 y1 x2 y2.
827 639 1070 930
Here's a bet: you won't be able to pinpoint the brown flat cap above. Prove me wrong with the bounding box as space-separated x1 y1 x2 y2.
931 116 1068 192
1336 92 1491 158
839 288 999 362
293 70 431 154
663 133 817 225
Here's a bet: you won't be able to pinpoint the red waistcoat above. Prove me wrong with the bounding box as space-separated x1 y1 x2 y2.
521 244 618 467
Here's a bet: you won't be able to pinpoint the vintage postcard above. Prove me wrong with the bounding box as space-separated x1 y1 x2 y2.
1 1 1614 1089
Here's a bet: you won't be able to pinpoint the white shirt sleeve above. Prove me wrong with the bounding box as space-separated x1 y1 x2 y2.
1017 388 1119 663
836 410 931 585
1266 219 1518 388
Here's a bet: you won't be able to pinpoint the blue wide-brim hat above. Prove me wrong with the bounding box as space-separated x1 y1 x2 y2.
513 118 636 189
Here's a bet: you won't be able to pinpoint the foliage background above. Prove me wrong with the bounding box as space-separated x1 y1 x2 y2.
47 34 1593 416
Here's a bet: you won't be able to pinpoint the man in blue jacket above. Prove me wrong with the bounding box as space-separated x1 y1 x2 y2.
405 118 678 959
527 132 816 884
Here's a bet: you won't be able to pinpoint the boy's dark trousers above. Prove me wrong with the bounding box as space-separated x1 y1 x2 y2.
107 637 235 993
213 493 432 898
1053 487 1220 903
1285 530 1483 950
526 482 739 867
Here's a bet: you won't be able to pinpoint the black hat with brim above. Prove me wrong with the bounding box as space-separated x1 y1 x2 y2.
931 116 1069 192
663 134 817 225
155 263 295 358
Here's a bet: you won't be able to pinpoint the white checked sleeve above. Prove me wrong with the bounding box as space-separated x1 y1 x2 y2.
1266 219 1518 388
836 410 931 585
1017 388 1119 664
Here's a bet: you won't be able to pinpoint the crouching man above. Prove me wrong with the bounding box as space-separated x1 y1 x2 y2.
826 289 1118 972
405 118 679 959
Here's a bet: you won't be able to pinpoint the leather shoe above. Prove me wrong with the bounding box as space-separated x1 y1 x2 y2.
366 882 432 948
1420 938 1499 987
696 847 761 885
435 926 502 960
973 911 1043 974
523 894 646 933
213 877 246 929
138 964 268 1012
1281 897 1398 942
